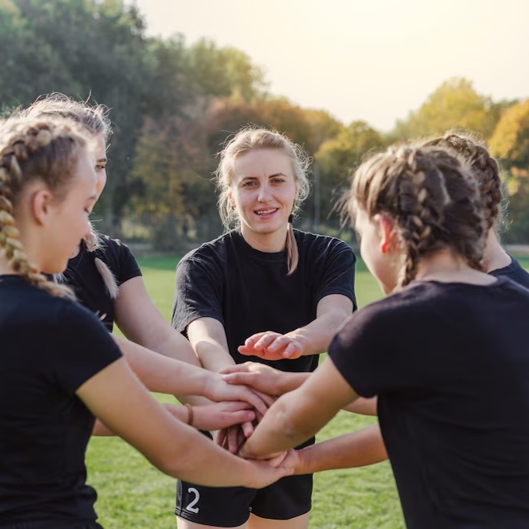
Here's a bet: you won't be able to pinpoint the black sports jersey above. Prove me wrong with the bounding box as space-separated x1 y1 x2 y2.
172 229 356 373
0 276 121 526
489 256 529 289
64 236 142 332
329 278 529 529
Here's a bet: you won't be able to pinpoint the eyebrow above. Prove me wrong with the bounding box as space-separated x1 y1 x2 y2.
97 158 108 163
241 173 287 179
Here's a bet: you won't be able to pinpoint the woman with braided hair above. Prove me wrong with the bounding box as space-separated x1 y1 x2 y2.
422 132 529 288
0 115 294 529
237 145 529 529
21 93 274 428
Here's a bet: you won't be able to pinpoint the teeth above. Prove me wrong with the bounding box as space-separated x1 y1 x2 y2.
256 209 277 215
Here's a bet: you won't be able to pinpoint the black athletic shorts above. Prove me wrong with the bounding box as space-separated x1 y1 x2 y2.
175 437 314 527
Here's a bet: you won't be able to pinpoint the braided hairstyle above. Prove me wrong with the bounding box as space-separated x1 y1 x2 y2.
421 133 502 232
23 93 119 298
350 145 486 288
0 115 93 299
216 127 311 275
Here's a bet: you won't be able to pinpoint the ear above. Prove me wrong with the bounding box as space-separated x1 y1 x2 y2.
30 188 54 227
374 213 396 254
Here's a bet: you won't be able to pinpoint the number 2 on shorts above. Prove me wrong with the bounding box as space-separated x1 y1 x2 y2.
186 487 200 513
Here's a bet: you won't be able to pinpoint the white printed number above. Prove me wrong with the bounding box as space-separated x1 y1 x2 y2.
186 487 200 513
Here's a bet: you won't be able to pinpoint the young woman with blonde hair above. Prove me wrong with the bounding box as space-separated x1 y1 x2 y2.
21 94 271 423
0 114 293 529
172 127 357 529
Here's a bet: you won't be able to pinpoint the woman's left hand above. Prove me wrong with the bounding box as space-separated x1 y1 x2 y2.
187 402 256 432
238 332 304 360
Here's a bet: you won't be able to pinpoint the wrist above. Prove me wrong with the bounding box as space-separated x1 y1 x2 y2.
285 331 310 356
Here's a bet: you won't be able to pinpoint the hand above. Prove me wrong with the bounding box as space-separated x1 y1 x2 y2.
238 332 304 360
217 424 248 454
242 451 294 489
221 362 288 397
204 373 272 416
192 401 256 432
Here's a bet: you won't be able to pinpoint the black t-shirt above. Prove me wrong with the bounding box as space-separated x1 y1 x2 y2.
173 229 356 373
329 278 529 529
63 235 142 332
490 256 529 289
0 276 122 525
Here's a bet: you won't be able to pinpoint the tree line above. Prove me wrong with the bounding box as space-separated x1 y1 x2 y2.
2 0 529 248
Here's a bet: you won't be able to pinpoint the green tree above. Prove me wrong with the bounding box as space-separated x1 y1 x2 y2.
489 99 529 242
391 77 502 141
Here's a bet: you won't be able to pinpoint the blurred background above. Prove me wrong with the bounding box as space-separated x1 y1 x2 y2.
2 0 529 254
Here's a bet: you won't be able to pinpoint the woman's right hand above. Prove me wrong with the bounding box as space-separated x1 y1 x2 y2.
220 362 289 396
243 452 295 489
204 372 274 416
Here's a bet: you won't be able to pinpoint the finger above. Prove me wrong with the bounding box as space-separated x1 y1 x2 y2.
241 420 254 438
237 426 246 449
228 426 240 454
238 345 265 357
216 428 227 447
222 401 253 412
254 334 280 350
266 336 291 353
266 451 288 467
282 342 302 358
244 332 267 347
225 410 256 427
251 388 276 408
220 363 252 375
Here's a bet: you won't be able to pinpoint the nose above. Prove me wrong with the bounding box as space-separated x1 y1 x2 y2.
257 182 272 203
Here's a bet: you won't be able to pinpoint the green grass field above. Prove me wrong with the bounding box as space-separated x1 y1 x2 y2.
86 255 529 529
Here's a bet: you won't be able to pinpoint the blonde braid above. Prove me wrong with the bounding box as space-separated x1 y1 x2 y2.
0 118 89 299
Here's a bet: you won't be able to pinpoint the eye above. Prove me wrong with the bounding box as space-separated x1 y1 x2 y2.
95 165 106 173
241 180 257 188
272 178 286 184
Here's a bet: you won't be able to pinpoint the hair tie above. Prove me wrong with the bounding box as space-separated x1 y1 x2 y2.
288 214 294 224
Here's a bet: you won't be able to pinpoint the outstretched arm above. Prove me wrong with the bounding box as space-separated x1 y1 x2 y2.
238 294 353 360
221 361 378 415
284 423 387 474
79 357 292 488
239 357 357 459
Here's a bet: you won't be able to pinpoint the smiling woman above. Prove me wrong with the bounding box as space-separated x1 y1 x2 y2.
172 127 357 529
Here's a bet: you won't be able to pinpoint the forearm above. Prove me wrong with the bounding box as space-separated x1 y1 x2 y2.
195 339 236 373
113 336 211 406
242 390 329 459
288 310 349 356
296 424 387 474
343 397 378 416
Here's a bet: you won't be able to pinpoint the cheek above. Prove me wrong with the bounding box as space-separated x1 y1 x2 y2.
96 171 107 198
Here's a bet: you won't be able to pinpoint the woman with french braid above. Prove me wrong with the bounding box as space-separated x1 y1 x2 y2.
21 94 273 428
237 145 529 529
0 115 294 529
422 132 529 288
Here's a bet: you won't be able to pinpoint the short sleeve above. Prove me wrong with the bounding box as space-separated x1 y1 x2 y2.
328 302 413 398
172 256 224 333
99 237 142 287
314 239 357 309
48 302 122 393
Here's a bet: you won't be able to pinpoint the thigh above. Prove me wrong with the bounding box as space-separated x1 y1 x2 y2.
248 512 310 529
176 480 256 528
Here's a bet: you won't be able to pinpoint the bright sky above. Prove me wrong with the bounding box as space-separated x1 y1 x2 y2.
130 0 529 131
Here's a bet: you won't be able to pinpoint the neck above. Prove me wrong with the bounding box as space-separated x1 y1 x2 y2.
240 223 289 253
0 253 16 275
483 229 511 273
412 248 493 285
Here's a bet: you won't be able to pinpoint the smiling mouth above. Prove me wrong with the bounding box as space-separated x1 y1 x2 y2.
255 208 278 216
